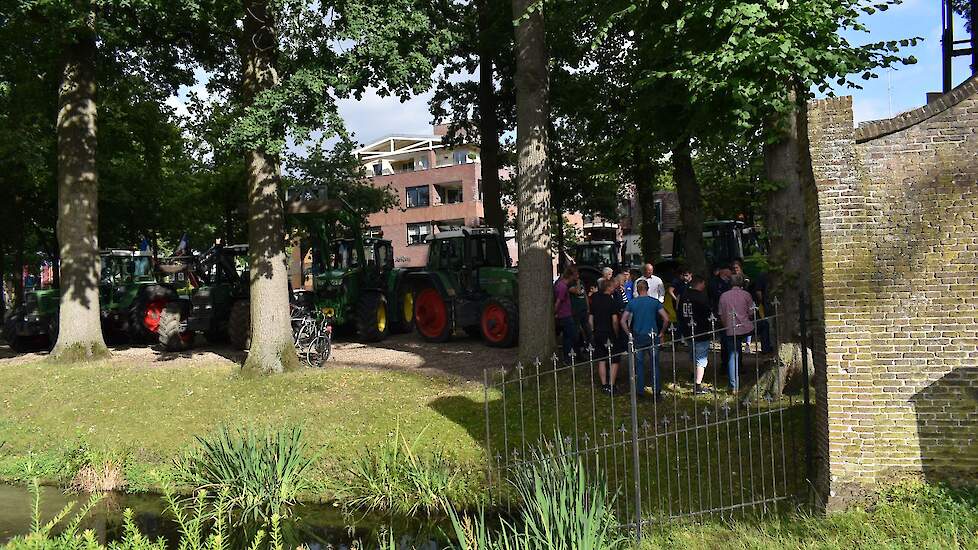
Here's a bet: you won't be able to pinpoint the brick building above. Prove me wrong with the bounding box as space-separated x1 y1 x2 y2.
806 77 978 508
356 125 484 267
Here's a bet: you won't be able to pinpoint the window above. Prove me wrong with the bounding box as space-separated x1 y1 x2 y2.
407 222 431 245
453 150 469 165
372 163 383 176
406 185 430 208
417 156 430 170
397 159 415 173
435 183 463 204
476 179 483 201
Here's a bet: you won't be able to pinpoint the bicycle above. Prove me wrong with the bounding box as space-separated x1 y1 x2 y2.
291 304 332 368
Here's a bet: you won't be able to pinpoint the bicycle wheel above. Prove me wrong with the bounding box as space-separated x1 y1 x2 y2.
305 333 331 368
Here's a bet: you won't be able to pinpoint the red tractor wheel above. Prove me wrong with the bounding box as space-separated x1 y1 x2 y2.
142 298 168 334
480 297 518 348
414 288 451 342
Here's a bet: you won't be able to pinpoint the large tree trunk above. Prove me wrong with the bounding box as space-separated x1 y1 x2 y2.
51 29 108 361
240 0 299 375
672 135 707 278
744 90 816 402
763 95 811 344
477 0 505 235
633 147 660 262
512 0 554 362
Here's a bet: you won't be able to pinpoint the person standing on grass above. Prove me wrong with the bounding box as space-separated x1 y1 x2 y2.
680 275 713 395
623 269 635 300
554 266 580 365
590 278 622 394
621 279 670 401
570 275 590 357
718 274 755 392
637 263 666 303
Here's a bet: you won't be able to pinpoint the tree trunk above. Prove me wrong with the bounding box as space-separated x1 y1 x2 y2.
512 0 554 362
11 198 25 309
51 28 108 361
633 147 660 262
763 93 811 343
240 0 299 375
477 0 505 235
672 135 707 278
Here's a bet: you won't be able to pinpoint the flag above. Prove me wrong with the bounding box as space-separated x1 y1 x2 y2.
174 233 190 256
139 237 151 251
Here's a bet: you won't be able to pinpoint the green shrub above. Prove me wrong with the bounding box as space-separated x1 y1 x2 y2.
448 438 625 550
336 425 479 516
174 425 314 526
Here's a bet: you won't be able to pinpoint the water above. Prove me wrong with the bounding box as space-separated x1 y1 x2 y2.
0 484 444 549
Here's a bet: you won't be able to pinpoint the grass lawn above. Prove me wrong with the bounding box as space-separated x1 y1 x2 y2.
0 357 489 495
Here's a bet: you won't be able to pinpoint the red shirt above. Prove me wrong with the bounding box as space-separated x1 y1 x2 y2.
554 279 572 319
718 287 755 336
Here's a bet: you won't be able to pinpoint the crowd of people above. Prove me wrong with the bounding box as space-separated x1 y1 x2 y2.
553 259 774 401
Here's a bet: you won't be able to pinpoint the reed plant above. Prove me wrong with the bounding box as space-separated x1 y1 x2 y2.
174 425 315 526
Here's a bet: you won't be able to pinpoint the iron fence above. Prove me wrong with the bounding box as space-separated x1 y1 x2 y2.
482 295 816 540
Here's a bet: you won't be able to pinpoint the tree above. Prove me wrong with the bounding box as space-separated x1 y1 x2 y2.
512 0 554 361
190 0 452 373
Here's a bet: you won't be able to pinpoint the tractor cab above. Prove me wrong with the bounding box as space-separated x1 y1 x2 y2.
572 240 625 288
98 249 180 342
99 250 154 287
666 220 767 280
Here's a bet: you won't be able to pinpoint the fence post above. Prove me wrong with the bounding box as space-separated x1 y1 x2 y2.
798 292 815 495
484 368 493 497
626 334 643 542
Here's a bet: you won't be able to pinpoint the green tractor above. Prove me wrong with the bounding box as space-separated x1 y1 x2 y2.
288 188 413 343
660 219 767 280
98 249 183 342
572 240 628 289
157 244 250 351
2 287 60 351
406 227 519 347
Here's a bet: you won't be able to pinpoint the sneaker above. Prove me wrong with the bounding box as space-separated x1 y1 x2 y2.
600 385 612 395
694 386 711 395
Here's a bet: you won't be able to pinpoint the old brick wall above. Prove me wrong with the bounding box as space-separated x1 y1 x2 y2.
806 78 978 508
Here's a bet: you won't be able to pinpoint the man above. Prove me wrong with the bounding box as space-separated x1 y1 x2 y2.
621 279 670 401
554 266 579 364
613 273 630 312
718 274 755 392
622 269 635 300
636 263 666 303
589 278 621 394
679 275 713 395
751 271 774 353
569 275 590 355
668 267 692 304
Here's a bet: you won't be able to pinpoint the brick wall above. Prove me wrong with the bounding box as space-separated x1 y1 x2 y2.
806 78 978 508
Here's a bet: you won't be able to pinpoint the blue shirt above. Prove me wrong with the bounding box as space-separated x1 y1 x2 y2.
623 280 634 300
625 295 663 338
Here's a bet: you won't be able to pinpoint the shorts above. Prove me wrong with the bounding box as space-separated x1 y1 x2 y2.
691 340 710 369
593 331 624 360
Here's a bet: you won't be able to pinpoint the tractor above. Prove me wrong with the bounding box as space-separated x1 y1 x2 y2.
157 243 250 351
2 287 60 351
407 226 519 347
572 240 628 289
287 187 413 343
659 219 767 281
98 249 184 342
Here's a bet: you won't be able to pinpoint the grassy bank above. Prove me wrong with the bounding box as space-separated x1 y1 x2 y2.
0 357 488 494
644 482 978 549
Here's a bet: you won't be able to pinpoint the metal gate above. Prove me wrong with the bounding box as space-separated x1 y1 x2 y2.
482 295 815 540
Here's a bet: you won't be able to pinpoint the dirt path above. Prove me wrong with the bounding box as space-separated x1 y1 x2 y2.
0 332 517 383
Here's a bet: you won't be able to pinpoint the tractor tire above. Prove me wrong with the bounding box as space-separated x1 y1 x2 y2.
356 291 389 343
391 285 415 334
46 316 59 351
159 302 194 352
480 297 518 348
228 300 251 350
130 285 177 343
414 287 452 343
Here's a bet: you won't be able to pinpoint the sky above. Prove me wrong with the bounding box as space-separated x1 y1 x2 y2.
169 1 973 147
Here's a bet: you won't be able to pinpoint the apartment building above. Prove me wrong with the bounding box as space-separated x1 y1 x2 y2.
356 125 484 267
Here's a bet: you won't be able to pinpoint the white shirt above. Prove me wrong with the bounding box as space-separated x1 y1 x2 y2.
637 275 666 303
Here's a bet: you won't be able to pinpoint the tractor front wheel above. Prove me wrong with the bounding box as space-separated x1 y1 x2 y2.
414 287 452 342
392 285 415 333
159 302 194 352
480 297 518 348
356 291 389 343
228 300 251 350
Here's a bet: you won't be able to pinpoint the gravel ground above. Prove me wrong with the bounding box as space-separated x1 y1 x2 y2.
0 331 518 383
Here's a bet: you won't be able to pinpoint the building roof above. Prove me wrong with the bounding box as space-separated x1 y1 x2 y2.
356 134 445 160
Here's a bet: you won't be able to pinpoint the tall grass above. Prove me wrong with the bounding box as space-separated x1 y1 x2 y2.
337 425 479 516
448 438 625 550
174 425 315 526
3 465 281 550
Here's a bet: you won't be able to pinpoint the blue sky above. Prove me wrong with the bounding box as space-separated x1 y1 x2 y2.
335 0 973 142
